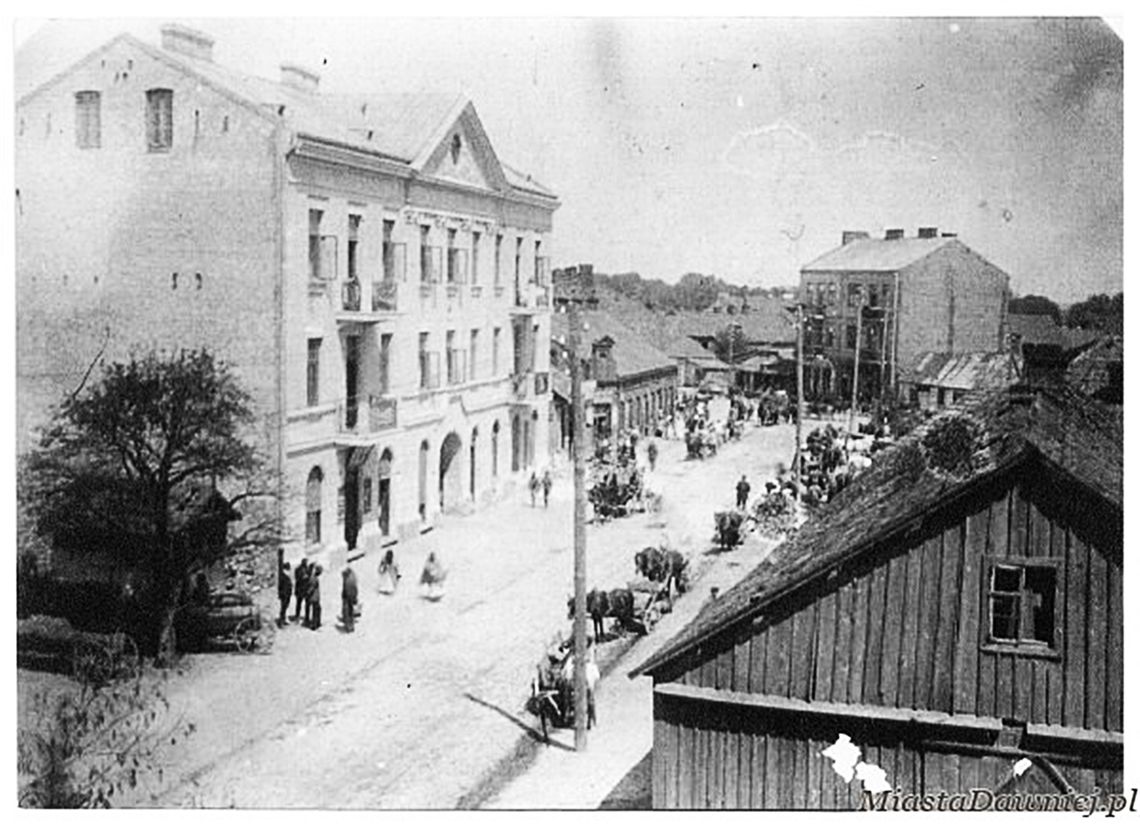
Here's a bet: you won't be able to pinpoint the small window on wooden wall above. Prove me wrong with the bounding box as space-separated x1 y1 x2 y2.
985 558 1058 654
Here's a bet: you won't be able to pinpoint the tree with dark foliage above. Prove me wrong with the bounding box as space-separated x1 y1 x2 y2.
23 349 283 666
1066 292 1123 334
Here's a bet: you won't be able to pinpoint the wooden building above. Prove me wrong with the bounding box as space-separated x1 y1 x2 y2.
631 385 1123 809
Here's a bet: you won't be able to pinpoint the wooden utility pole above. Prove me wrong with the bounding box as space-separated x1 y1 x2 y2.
567 299 589 751
794 304 805 491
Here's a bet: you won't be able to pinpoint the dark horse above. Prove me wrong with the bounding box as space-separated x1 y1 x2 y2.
567 588 637 641
634 546 689 596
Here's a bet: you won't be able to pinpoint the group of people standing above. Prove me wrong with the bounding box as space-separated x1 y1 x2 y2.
276 547 448 634
277 559 324 630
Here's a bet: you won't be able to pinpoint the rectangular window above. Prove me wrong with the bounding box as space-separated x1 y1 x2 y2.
828 283 838 305
533 240 542 285
75 91 101 149
379 333 392 395
446 229 458 284
419 332 429 389
868 284 880 308
846 323 858 350
847 282 864 308
471 231 481 285
493 327 501 375
309 210 324 281
420 225 433 283
514 237 522 282
347 215 361 281
446 330 458 384
495 234 503 286
306 339 321 407
986 560 1058 650
362 477 373 514
470 329 479 381
146 88 173 151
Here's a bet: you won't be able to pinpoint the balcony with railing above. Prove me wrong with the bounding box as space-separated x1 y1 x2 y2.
335 394 399 443
372 278 398 312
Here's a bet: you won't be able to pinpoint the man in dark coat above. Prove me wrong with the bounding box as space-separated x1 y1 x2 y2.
277 561 293 628
293 559 310 624
341 566 359 633
308 565 322 630
736 474 751 510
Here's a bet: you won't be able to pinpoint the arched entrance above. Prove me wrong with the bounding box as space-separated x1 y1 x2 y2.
378 448 393 537
439 432 463 511
469 427 478 500
418 440 429 521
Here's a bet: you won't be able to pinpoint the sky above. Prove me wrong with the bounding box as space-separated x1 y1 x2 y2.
13 14 1124 304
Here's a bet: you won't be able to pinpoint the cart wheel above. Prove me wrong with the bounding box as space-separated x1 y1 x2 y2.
233 617 258 653
73 638 114 686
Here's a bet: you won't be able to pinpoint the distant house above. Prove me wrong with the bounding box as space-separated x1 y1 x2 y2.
1007 313 1101 385
664 334 731 388
632 385 1122 809
900 350 1017 410
549 310 678 445
1065 335 1122 405
800 228 1009 403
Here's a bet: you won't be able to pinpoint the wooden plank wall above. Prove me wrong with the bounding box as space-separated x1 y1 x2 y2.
654 693 1125 809
679 477 1125 733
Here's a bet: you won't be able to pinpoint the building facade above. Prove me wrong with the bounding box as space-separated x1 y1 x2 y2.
632 386 1123 809
16 24 558 567
799 228 1009 403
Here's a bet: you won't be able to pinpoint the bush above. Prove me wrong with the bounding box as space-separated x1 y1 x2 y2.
922 415 981 478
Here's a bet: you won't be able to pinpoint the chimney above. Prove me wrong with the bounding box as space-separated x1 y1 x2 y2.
917 226 938 239
885 228 905 241
841 230 870 245
160 24 215 62
940 232 957 238
280 63 320 94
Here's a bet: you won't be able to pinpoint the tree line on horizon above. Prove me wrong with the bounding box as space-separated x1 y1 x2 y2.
592 270 792 313
1008 292 1123 335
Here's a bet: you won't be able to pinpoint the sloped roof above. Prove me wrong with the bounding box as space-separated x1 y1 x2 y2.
18 26 555 199
551 310 676 380
665 334 721 362
801 236 955 273
902 350 1016 391
632 384 1122 678
1066 335 1122 399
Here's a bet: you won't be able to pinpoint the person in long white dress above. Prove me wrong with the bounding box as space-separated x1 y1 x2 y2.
377 549 400 595
420 551 447 601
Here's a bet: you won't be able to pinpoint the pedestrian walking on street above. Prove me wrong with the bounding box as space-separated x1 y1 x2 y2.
377 549 401 595
736 474 751 510
646 439 658 472
308 565 323 630
277 561 293 628
421 551 447 601
292 559 310 623
541 469 552 508
341 566 359 633
529 471 539 507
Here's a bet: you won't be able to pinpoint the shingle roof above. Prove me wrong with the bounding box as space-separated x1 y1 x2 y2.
631 384 1122 678
551 311 676 380
1066 335 1123 399
801 236 955 273
902 350 1016 391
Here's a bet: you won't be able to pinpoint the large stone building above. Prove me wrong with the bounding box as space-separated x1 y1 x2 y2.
799 228 1009 402
16 24 558 567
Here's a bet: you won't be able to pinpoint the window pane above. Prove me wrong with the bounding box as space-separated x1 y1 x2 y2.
992 565 1021 593
990 594 1019 640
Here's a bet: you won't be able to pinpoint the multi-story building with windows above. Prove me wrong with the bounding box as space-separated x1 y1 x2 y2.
799 228 1009 403
16 23 557 567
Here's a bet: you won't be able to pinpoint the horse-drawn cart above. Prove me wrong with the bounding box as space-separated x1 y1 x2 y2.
176 590 267 653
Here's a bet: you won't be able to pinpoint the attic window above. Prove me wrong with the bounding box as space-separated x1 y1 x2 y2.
450 133 462 164
985 559 1058 653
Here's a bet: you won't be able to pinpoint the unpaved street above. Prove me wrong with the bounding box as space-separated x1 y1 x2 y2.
139 423 795 807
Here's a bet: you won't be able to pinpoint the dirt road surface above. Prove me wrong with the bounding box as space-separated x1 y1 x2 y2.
69 422 795 808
